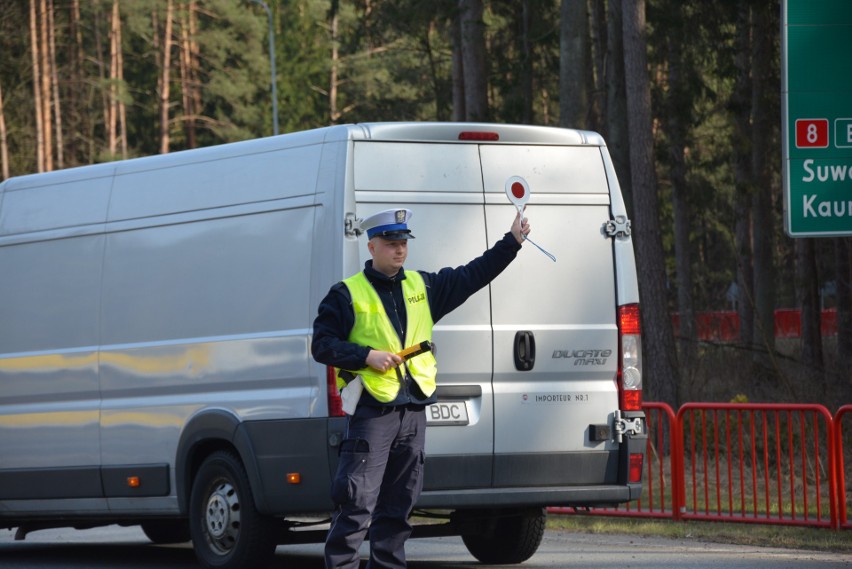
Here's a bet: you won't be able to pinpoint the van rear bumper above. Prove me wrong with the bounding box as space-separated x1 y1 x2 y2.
417 484 639 509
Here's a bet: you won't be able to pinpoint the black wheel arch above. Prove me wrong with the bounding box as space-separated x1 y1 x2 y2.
175 410 265 515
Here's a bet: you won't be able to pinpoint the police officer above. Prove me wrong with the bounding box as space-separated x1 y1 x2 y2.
312 208 529 569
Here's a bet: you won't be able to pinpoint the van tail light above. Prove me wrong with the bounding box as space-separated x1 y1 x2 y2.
617 304 642 411
629 453 644 483
327 367 345 417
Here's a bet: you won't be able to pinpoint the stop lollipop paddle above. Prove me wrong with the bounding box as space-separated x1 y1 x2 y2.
505 176 556 262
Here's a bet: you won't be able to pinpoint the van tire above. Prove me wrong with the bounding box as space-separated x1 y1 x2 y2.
461 507 546 564
141 519 191 544
189 450 277 569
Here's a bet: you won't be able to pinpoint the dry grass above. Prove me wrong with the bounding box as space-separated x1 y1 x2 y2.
548 514 852 553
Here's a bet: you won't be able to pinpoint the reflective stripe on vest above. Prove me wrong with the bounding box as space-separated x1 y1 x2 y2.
339 271 437 402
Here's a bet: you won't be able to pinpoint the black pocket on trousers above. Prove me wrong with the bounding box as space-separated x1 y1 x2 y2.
331 438 370 505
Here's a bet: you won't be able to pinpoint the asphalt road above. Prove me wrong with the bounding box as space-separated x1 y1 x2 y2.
1 525 850 568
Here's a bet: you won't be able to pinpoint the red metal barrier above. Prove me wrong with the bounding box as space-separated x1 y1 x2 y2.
676 403 837 528
671 309 839 341
551 402 842 530
643 402 680 519
835 405 852 529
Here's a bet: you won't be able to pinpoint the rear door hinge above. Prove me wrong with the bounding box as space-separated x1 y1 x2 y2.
604 215 631 238
345 212 363 238
614 409 643 443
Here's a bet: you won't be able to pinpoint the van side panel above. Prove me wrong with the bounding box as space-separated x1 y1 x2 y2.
99 207 317 512
108 142 322 220
0 173 112 235
0 180 108 510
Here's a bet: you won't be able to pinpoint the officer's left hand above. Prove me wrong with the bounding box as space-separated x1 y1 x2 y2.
512 209 531 244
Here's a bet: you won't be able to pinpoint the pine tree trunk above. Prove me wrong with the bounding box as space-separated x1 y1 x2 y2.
519 0 533 124
588 0 606 133
559 0 589 128
117 13 127 160
605 0 631 211
733 0 754 350
0 81 9 180
179 2 195 148
159 0 173 154
664 2 696 374
108 0 119 156
622 0 679 407
69 0 87 165
836 239 852 373
92 2 110 158
189 1 201 142
751 0 776 362
796 238 824 396
47 0 63 170
450 10 465 121
30 0 45 172
458 0 488 121
329 1 340 123
180 0 201 148
39 0 53 171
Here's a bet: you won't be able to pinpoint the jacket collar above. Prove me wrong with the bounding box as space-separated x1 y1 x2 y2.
364 260 406 286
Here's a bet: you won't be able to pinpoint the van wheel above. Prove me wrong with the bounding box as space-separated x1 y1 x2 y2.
141 519 190 544
189 450 278 569
461 508 546 564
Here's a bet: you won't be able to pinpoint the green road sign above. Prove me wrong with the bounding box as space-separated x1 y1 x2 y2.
783 0 852 237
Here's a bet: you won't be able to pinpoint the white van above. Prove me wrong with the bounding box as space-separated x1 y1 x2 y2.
0 122 645 568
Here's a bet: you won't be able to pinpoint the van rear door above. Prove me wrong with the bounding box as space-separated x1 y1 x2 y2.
352 141 496 488
481 143 621 487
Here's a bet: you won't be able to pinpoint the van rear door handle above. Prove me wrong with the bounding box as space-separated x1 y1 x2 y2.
513 331 535 371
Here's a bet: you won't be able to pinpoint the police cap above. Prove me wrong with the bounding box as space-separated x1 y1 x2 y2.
361 208 415 240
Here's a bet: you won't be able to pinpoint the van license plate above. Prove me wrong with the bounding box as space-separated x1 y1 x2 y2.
426 401 469 426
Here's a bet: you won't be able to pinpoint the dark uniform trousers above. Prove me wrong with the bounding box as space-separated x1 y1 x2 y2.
325 403 426 569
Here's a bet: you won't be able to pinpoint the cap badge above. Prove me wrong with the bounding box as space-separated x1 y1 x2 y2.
395 210 406 224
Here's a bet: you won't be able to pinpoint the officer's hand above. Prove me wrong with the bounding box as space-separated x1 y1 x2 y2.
511 208 531 244
367 350 403 372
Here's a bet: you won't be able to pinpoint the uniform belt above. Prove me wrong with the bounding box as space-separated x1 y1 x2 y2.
382 403 425 413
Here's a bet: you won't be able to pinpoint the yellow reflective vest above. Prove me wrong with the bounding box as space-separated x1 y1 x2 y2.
338 271 437 402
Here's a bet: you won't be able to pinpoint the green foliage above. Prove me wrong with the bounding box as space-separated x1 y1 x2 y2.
487 0 560 125
194 0 270 141
276 0 331 131
327 0 455 123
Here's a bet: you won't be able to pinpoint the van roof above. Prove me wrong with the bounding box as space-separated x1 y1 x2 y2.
352 122 604 146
